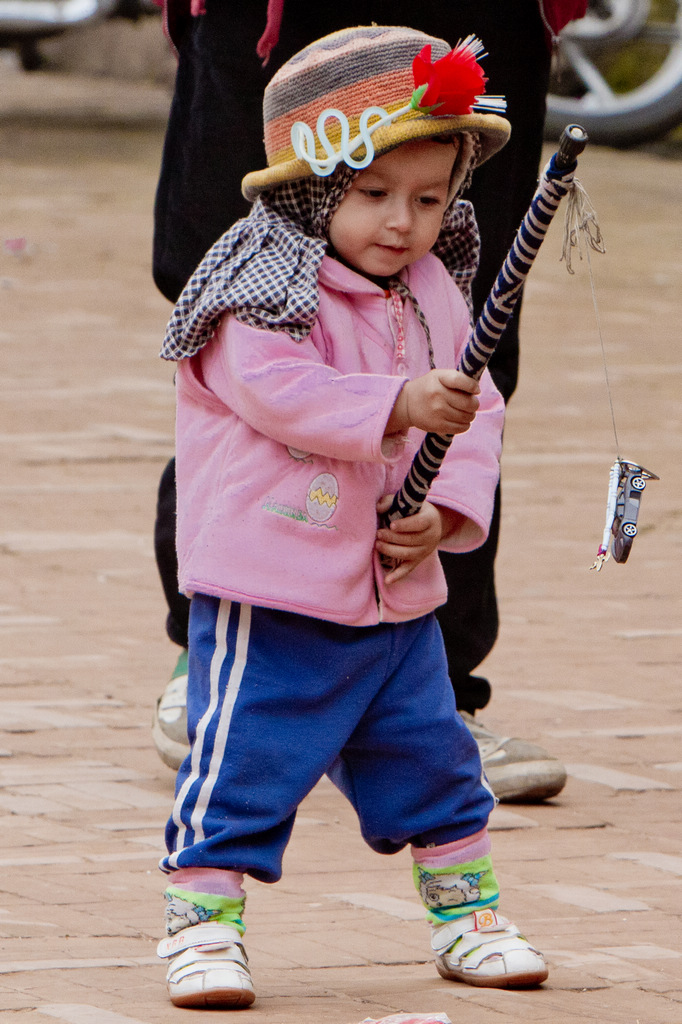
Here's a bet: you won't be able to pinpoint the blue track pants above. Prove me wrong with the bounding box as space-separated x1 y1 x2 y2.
162 596 495 883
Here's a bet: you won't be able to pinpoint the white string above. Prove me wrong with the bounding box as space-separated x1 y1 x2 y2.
561 179 619 456
586 241 621 459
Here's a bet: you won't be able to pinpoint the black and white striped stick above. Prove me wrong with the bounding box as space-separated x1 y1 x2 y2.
383 124 588 526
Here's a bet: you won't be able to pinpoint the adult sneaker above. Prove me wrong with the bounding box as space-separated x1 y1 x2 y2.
432 909 548 988
158 922 255 1008
460 711 567 802
152 649 190 770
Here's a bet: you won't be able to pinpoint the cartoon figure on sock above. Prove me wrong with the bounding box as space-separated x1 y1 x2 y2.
417 866 486 908
156 25 549 1008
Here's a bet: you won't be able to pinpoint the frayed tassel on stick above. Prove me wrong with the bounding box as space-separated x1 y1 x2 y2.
561 178 605 274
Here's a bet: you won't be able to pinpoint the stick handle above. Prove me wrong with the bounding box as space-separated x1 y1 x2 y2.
555 124 588 170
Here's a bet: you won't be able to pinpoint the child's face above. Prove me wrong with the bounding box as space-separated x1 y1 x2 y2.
328 137 459 280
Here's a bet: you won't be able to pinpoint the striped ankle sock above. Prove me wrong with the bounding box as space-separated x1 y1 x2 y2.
163 868 246 936
411 828 500 925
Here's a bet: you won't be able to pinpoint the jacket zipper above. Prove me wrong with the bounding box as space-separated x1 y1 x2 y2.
373 289 406 623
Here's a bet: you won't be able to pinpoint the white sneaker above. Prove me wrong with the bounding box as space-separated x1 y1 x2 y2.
431 909 548 988
152 650 190 770
157 922 255 1008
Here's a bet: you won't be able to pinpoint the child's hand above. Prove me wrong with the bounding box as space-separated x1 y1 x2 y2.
375 496 463 584
385 370 480 437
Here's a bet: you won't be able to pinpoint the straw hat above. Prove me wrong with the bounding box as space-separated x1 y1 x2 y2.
242 25 512 201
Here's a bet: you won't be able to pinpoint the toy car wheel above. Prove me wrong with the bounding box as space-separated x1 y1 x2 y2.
613 534 631 563
622 523 638 538
631 476 646 490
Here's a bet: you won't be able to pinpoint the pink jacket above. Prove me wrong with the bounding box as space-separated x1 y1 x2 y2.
175 254 504 626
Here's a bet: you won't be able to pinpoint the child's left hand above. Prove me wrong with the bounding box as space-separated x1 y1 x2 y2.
375 495 462 584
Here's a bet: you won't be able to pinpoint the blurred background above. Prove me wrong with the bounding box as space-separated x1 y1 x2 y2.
1 0 681 147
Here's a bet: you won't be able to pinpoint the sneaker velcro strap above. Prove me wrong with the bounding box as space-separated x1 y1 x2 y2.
431 911 511 954
446 929 539 972
157 923 244 959
168 945 252 984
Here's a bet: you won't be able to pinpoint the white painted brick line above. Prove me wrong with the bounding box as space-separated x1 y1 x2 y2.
323 892 424 920
1 710 102 729
1 379 170 401
0 701 126 732
551 725 682 738
0 794 72 815
38 1006 150 1024
547 949 659 983
610 851 682 875
503 452 606 465
595 944 682 960
429 986 476 999
0 700 125 709
0 483 148 494
0 957 157 976
549 948 631 967
565 764 674 791
0 615 59 629
527 884 650 912
508 688 642 711
0 654 110 668
0 431 105 452
0 531 151 553
0 849 160 867
0 854 82 868
615 629 682 639
0 761 141 787
66 781 170 809
95 819 166 832
10 783 131 812
0 426 170 445
84 850 163 863
126 834 168 846
93 424 173 443
488 807 538 830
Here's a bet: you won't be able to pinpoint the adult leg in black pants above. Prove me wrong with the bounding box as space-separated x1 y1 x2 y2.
151 0 567 800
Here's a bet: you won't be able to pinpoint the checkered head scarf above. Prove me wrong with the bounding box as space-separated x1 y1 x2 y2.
161 169 353 361
160 164 480 362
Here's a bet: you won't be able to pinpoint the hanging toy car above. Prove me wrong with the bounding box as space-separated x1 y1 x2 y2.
590 459 659 570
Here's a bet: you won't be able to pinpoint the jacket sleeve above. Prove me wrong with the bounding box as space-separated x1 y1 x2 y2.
198 316 407 465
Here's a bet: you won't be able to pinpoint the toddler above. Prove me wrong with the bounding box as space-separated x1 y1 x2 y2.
156 24 548 1008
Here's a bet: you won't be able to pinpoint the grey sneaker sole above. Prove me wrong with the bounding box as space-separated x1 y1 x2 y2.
484 756 567 802
460 712 567 803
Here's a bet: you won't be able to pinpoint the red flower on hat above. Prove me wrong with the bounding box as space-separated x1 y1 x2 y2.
411 38 487 115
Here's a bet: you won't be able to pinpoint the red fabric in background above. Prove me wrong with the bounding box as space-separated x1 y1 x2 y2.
158 1 589 52
541 0 589 36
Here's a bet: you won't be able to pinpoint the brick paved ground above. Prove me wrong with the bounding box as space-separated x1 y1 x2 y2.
0 68 681 1024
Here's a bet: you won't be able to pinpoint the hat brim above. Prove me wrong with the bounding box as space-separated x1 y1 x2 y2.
242 112 511 201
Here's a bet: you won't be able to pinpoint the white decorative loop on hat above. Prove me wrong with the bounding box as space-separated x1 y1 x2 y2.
291 104 411 177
